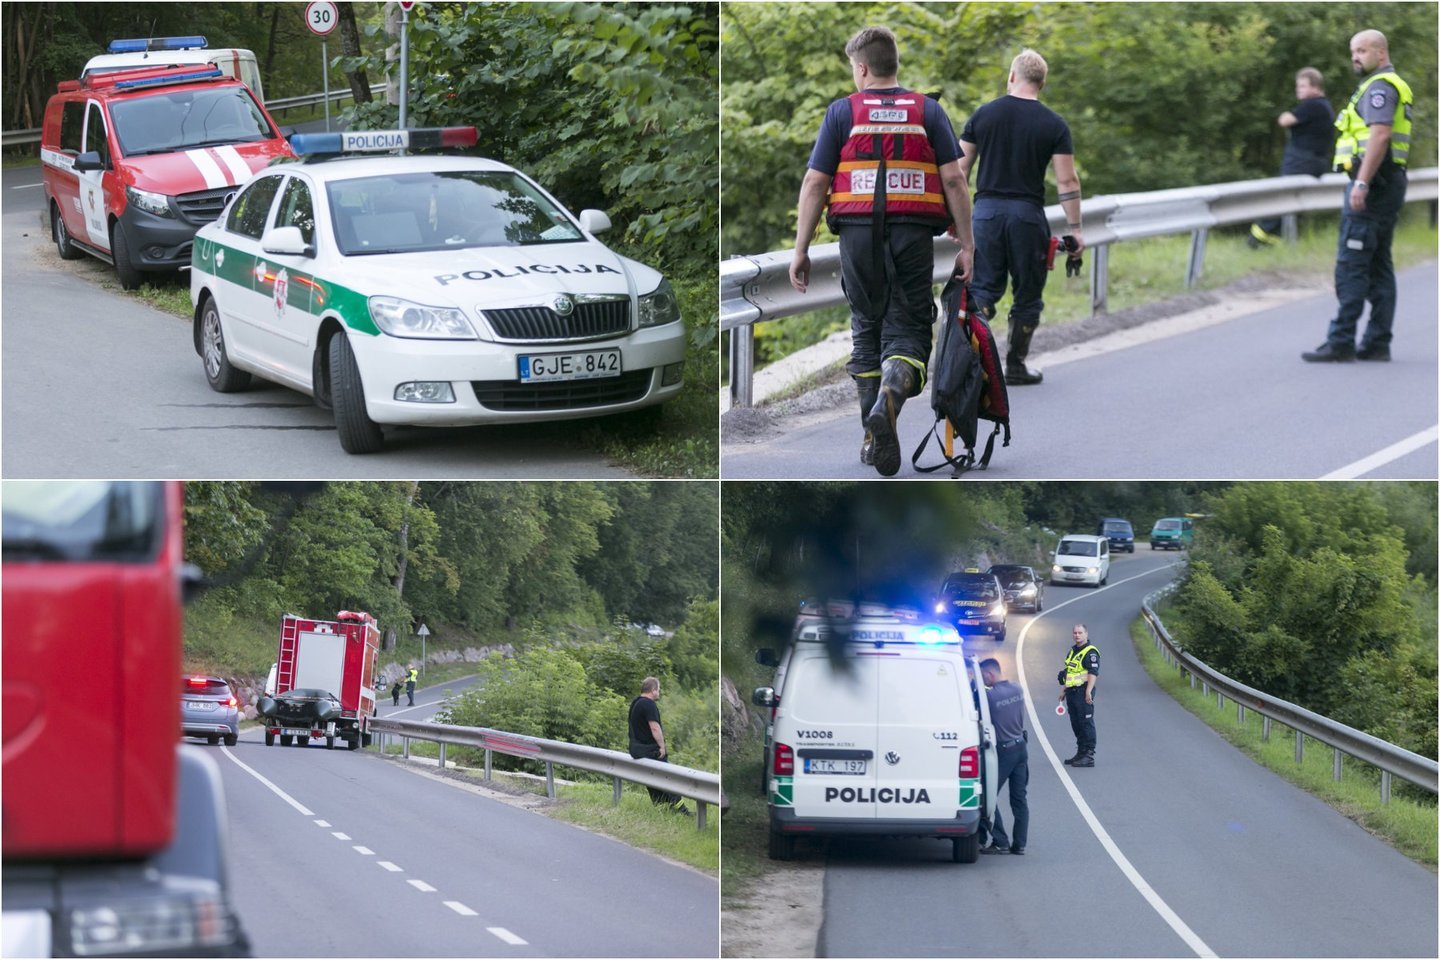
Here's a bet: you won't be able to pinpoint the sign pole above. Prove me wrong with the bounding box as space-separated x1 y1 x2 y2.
304 2 339 129
321 41 330 132
399 5 410 129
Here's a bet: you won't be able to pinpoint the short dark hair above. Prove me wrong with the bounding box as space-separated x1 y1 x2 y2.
979 658 1002 674
845 26 899 77
641 676 660 694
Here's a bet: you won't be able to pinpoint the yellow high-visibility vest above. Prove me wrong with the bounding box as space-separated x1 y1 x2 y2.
1064 644 1098 687
1333 70 1413 173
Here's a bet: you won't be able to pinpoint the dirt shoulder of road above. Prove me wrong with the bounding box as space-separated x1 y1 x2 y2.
722 860 825 958
722 268 1324 445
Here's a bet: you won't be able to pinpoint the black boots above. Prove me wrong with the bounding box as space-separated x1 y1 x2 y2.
864 359 918 477
855 377 880 465
1006 321 1043 385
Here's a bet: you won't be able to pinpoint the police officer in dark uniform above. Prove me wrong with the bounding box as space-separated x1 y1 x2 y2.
1250 68 1334 246
790 26 974 476
1057 624 1098 766
978 658 1029 855
1303 29 1414 363
958 48 1084 386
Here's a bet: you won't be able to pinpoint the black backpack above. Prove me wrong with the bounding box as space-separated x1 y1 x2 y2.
911 277 1011 474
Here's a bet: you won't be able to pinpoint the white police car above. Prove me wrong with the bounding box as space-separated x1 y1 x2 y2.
752 609 998 863
190 126 685 453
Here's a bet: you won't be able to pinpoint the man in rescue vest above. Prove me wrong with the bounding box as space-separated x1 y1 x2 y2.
1303 29 1413 363
1056 623 1098 767
789 26 974 477
958 48 1084 386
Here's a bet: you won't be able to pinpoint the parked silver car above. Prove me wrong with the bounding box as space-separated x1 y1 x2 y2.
181 675 240 746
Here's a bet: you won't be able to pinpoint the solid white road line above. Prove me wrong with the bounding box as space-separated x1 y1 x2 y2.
1319 425 1438 479
353 846 374 856
487 928 528 945
444 901 478 917
11 183 42 189
1016 562 1218 959
218 746 315 817
377 861 403 872
407 880 437 893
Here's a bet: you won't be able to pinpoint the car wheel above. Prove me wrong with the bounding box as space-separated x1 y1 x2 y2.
265 730 275 746
347 735 360 751
328 333 384 454
110 220 143 290
997 629 1006 644
207 735 219 745
767 822 795 861
280 734 293 746
52 203 83 260
325 735 335 750
200 296 252 392
953 834 979 863
225 733 237 747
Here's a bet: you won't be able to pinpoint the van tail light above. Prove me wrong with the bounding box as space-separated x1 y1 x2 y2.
959 745 979 778
774 742 794 776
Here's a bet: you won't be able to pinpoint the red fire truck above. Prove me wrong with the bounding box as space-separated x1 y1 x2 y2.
1 480 249 956
258 611 380 750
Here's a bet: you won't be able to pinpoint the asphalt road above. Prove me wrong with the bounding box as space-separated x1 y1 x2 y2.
813 551 1438 958
0 163 636 478
723 262 1439 479
212 677 717 957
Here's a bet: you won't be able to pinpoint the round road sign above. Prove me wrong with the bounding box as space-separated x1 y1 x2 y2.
305 1 339 36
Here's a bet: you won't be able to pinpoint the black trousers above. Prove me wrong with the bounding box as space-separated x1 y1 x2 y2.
837 222 938 380
983 743 1029 849
1255 154 1328 234
1065 686 1096 753
406 683 415 706
629 743 679 805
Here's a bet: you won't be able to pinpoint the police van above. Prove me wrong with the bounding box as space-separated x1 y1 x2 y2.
753 609 998 863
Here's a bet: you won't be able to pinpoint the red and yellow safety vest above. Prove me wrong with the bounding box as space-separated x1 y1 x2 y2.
828 90 951 227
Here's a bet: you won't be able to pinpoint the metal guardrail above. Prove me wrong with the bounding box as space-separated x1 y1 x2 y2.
368 717 721 829
722 168 1439 407
0 83 386 148
1141 583 1438 802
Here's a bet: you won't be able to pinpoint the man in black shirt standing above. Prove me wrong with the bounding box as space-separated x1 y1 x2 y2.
1251 68 1335 246
959 48 1083 386
978 658 1029 855
628 676 690 813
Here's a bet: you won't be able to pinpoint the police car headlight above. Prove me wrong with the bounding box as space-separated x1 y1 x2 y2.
126 186 174 219
989 603 1005 617
368 297 476 339
637 279 681 328
934 602 946 614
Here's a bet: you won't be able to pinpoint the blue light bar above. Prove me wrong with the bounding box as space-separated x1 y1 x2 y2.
109 36 208 54
113 66 223 90
290 127 479 157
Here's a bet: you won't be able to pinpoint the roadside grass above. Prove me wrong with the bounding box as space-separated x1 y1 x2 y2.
374 746 718 872
720 736 771 905
1129 618 1438 868
743 208 1438 369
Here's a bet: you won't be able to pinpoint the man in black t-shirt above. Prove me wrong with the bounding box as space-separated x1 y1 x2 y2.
1251 68 1335 246
628 676 690 812
958 48 1084 386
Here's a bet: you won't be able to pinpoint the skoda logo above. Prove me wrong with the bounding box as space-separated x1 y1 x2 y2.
223 190 238 207
551 295 575 316
884 751 901 766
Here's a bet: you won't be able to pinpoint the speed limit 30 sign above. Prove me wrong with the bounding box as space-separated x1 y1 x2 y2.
305 1 338 36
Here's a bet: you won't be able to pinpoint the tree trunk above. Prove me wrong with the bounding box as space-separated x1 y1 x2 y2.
262 4 280 81
336 1 371 103
391 480 419 598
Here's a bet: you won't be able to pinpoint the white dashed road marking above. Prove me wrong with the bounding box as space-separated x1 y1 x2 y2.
313 820 331 827
444 902 478 917
488 928 528 945
331 832 351 841
408 880 437 893
377 861 403 872
353 846 374 855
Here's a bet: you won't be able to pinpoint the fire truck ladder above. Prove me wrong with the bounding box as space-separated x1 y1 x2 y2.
277 618 299 693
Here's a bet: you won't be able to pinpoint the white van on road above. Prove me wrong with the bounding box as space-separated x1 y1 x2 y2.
1051 533 1111 587
753 610 998 863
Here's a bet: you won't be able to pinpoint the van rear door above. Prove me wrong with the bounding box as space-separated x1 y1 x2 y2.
784 650 878 820
969 657 998 829
873 653 967 820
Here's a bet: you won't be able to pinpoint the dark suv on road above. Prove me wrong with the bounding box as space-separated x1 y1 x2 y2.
934 571 1007 642
987 564 1045 613
1097 517 1135 553
181 675 239 746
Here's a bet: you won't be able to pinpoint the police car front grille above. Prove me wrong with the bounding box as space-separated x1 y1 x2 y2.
175 186 238 226
471 370 650 411
484 299 631 342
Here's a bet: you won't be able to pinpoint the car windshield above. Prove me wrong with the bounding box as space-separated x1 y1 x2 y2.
1103 521 1132 533
989 567 1029 585
942 576 998 601
326 170 585 256
1059 539 1098 557
1156 520 1181 530
2 481 162 562
183 678 230 696
110 85 274 157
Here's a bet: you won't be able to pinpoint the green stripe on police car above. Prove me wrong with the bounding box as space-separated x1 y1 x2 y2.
194 235 380 337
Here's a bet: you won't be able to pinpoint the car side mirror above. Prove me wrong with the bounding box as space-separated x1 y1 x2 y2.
578 209 611 235
751 687 776 707
754 648 778 667
180 561 208 605
262 225 314 258
73 151 105 172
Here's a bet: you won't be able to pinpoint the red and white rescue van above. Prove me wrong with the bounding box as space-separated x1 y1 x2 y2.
261 611 380 750
40 60 292 289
